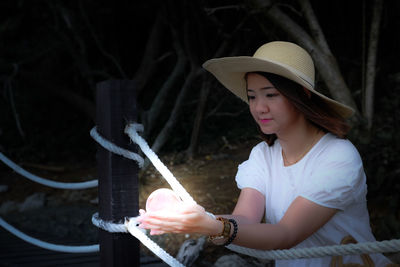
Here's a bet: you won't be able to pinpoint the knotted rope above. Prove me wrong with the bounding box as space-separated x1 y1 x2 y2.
91 212 185 267
89 126 144 168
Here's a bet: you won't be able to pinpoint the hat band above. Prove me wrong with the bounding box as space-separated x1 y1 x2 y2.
259 58 315 88
299 76 314 88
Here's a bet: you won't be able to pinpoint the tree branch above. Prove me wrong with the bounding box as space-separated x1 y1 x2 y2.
298 0 332 56
79 1 127 79
364 0 383 130
187 75 210 157
144 37 188 136
151 67 202 154
51 3 96 91
4 64 25 140
132 13 165 93
204 5 244 16
20 70 95 121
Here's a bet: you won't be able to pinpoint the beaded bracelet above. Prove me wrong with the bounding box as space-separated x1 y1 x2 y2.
223 219 238 246
208 217 231 242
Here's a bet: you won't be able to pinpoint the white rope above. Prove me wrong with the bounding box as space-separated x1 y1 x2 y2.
0 152 98 190
124 123 195 204
126 218 185 267
226 240 400 260
92 212 129 233
0 216 99 253
90 126 144 168
91 213 185 267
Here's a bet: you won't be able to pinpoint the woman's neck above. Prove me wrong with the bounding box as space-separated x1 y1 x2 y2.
278 121 323 166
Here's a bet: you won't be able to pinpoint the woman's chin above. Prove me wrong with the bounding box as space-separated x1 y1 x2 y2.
260 128 275 135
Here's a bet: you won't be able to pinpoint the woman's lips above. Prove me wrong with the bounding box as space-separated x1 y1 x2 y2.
260 119 272 123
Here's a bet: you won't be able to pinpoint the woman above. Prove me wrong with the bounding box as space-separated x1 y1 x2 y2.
138 41 392 266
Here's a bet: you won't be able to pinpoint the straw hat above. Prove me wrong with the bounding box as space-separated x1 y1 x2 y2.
202 41 354 118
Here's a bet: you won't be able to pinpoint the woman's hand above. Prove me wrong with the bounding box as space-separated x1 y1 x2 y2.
137 202 215 235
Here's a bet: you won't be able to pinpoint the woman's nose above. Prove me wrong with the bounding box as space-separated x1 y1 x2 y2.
255 98 269 113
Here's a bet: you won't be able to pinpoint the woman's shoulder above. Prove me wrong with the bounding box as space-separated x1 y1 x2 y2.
249 140 280 158
317 133 362 163
251 141 268 152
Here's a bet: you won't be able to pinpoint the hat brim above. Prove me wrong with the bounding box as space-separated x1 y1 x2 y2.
203 56 354 119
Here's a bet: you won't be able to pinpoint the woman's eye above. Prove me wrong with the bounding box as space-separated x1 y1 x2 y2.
266 93 278 98
247 95 255 100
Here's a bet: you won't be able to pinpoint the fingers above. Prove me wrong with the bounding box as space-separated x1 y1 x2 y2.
135 203 207 235
137 215 182 234
139 217 186 234
150 229 164 235
138 210 188 223
143 203 204 219
138 203 204 217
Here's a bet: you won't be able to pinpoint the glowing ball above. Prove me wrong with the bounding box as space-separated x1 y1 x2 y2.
145 188 182 212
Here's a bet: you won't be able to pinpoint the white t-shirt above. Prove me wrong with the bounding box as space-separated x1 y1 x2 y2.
235 133 391 266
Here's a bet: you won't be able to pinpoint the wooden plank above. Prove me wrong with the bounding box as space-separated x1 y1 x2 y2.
95 80 140 267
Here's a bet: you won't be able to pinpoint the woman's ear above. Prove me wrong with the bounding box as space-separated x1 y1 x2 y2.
304 87 312 98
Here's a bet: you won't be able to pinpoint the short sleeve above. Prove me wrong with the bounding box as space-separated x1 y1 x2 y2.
300 140 367 210
235 143 268 196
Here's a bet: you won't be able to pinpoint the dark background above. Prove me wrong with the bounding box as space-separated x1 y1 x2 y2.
0 0 399 242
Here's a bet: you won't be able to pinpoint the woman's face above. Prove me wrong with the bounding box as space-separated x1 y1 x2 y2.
246 73 303 137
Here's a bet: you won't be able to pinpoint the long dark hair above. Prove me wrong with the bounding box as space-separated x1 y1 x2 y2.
245 72 351 146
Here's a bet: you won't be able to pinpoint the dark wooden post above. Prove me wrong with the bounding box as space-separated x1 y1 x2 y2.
96 80 140 267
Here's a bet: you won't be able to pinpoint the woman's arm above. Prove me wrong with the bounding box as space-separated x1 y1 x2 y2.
216 188 266 225
138 193 337 250
231 196 337 250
